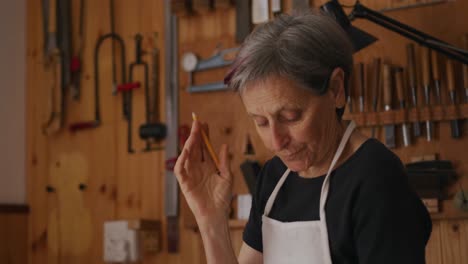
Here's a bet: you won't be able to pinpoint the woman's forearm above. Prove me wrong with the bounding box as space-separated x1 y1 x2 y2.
198 216 238 264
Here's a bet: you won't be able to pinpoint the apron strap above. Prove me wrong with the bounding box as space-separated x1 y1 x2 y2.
319 121 356 212
318 121 356 264
263 168 291 216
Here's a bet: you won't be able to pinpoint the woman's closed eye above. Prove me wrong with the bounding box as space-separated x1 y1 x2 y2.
278 110 302 123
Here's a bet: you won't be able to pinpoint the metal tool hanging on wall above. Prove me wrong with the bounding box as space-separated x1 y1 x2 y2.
139 34 167 152
395 68 411 147
41 0 64 135
70 0 86 100
164 6 180 253
181 47 239 93
382 64 395 148
69 33 127 132
126 34 148 153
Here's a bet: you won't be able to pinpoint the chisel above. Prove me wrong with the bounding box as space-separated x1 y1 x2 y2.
421 46 433 142
463 34 468 103
395 68 411 147
235 0 251 43
430 50 442 104
406 43 421 137
383 64 395 148
371 58 381 138
357 62 365 113
446 60 461 138
347 68 354 113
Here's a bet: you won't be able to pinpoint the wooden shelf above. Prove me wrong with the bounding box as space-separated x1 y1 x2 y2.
342 103 468 127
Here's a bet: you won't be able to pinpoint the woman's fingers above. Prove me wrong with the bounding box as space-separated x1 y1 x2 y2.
184 120 203 161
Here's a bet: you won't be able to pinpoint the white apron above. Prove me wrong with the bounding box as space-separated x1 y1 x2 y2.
262 121 356 264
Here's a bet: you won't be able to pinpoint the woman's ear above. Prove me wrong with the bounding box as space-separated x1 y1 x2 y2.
329 67 346 109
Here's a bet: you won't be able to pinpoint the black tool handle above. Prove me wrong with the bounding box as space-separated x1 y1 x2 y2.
135 34 144 64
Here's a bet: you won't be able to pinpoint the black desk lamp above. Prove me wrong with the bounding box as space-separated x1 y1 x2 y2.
321 0 468 65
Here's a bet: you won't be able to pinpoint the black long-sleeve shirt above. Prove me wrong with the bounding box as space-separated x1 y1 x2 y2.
243 138 432 263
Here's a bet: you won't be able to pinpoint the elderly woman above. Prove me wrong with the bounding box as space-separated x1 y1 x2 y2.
174 11 432 264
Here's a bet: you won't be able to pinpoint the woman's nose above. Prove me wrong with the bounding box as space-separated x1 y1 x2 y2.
270 125 289 152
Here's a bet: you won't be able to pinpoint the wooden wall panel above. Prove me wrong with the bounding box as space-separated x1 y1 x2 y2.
0 208 28 264
26 0 468 264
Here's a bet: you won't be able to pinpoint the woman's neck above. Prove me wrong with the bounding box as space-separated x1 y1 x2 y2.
298 121 348 178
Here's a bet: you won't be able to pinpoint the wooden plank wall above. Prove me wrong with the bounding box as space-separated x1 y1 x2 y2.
25 0 467 263
0 206 28 264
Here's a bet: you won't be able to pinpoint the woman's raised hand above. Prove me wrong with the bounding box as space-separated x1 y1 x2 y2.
174 120 233 223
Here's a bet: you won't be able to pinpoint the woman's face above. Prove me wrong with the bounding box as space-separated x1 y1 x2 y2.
240 72 345 173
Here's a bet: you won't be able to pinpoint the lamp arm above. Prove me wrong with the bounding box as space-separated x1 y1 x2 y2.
350 3 468 65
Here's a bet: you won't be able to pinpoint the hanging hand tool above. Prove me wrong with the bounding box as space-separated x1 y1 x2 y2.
464 34 468 103
357 62 365 113
182 47 239 93
42 53 63 135
235 0 251 43
139 35 167 152
42 0 63 135
383 64 395 148
107 0 128 120
407 43 421 137
42 0 51 61
421 46 433 142
347 68 354 114
371 58 381 138
69 33 127 132
127 34 149 153
164 10 180 253
446 60 461 138
430 50 442 104
395 68 411 147
70 0 86 100
58 0 72 93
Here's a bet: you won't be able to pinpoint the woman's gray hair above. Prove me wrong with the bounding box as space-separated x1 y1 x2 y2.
226 10 354 119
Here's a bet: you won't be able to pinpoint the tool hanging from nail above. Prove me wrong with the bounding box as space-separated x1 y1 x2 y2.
395 67 411 147
181 47 239 93
347 67 354 114
357 62 365 113
58 0 72 95
42 0 63 135
383 64 395 148
446 60 461 138
139 33 167 152
370 58 381 138
127 34 148 153
421 46 434 142
69 33 127 132
430 50 442 105
463 34 468 103
70 0 86 100
235 0 251 44
164 11 180 253
407 43 422 138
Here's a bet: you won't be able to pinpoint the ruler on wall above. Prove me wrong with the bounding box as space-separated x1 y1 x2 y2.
164 0 180 253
